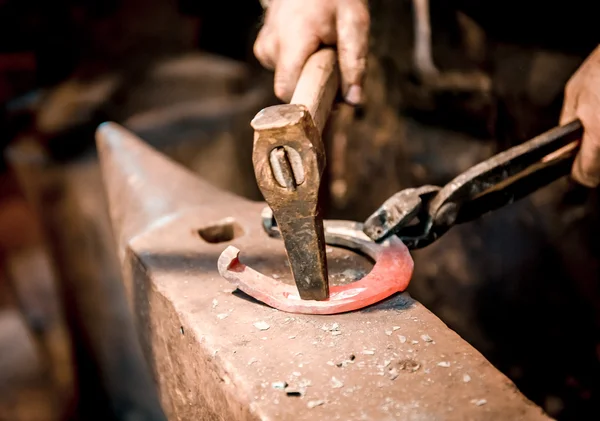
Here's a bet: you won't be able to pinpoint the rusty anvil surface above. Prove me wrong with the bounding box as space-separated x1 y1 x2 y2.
97 122 551 421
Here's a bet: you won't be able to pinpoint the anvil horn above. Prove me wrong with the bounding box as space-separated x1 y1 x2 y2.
95 122 229 261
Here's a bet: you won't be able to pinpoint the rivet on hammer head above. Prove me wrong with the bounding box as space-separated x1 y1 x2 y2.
269 146 305 189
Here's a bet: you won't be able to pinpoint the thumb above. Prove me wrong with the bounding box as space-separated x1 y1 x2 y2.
572 130 600 187
566 97 600 187
336 1 370 105
560 84 579 126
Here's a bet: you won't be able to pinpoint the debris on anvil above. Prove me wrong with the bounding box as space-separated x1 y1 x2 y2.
398 335 407 343
463 374 472 383
388 359 421 379
254 321 270 331
283 378 312 397
285 388 303 397
362 349 375 355
398 360 421 372
217 313 229 320
376 359 392 373
388 368 400 380
471 399 487 406
421 334 434 343
336 354 356 367
400 360 422 371
307 400 325 409
437 361 451 367
330 377 344 389
272 381 288 390
298 378 312 388
321 322 340 332
337 268 366 282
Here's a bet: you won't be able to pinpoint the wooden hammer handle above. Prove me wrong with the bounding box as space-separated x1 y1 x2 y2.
290 48 340 135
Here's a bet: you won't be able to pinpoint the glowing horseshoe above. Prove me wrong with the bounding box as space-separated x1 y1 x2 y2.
217 213 414 315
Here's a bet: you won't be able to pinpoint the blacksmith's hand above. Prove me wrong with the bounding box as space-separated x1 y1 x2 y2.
254 0 369 105
561 45 600 188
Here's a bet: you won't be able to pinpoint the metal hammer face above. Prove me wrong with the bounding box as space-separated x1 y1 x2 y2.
251 104 328 300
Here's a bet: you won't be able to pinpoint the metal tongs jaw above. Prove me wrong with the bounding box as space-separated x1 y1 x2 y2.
363 185 440 248
364 120 584 249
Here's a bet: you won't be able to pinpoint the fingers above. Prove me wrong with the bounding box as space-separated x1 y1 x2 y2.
254 26 278 71
274 34 321 102
571 100 600 187
336 1 370 104
560 47 600 188
559 86 577 126
573 132 600 187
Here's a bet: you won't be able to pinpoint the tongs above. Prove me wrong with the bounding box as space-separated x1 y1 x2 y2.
363 120 584 248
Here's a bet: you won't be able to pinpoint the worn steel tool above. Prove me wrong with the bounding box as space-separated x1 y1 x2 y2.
251 49 339 301
364 120 584 248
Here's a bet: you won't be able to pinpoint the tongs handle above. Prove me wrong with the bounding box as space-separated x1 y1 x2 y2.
430 119 583 229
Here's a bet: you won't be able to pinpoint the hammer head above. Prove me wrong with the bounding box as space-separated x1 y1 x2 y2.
251 103 329 300
251 103 326 213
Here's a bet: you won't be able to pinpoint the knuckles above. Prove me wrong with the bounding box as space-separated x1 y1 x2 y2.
273 76 292 102
254 30 278 68
352 4 371 29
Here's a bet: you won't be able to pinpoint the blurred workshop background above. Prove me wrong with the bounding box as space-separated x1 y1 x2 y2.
0 0 598 420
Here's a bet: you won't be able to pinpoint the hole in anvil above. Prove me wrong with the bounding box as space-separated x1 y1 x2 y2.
198 218 244 243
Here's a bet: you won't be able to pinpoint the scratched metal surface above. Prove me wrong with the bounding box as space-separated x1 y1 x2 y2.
98 123 552 421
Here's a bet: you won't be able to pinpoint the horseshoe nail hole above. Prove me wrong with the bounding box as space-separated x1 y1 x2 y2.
198 218 244 244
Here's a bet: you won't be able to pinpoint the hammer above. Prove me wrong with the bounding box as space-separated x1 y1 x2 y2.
251 49 340 301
